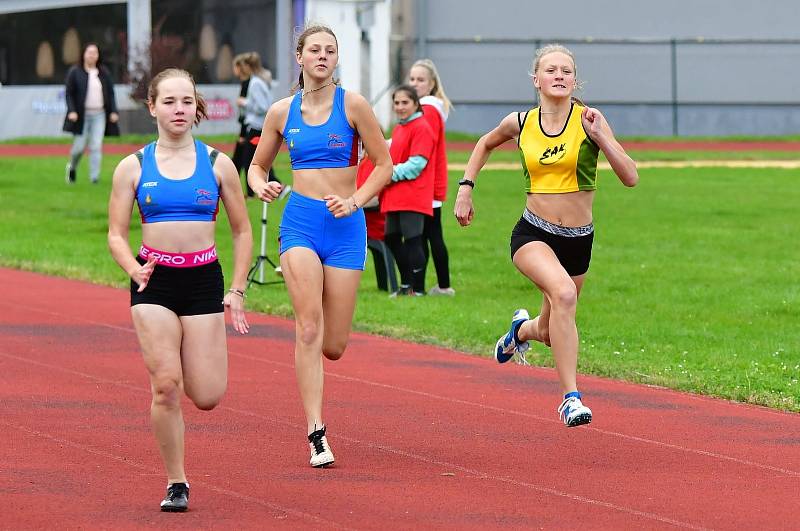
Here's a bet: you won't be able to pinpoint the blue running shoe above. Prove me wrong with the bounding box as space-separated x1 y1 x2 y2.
494 309 530 363
557 393 593 427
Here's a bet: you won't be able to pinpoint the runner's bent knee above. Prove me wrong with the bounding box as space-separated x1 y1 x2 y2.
151 377 182 408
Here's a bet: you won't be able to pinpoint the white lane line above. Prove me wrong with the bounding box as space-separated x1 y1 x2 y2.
2 419 351 529
2 301 797 478
0 349 732 529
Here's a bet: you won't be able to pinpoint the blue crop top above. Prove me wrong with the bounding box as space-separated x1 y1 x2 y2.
135 139 220 223
282 86 359 170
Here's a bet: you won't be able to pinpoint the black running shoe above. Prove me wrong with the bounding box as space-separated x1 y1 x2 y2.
160 482 189 512
308 426 335 468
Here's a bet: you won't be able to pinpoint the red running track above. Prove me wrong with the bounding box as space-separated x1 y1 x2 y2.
3 140 800 158
1 268 798 530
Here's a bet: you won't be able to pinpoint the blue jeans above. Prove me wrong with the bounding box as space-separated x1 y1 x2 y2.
69 110 106 182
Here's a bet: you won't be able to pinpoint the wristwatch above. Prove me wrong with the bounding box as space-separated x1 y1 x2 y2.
458 178 475 188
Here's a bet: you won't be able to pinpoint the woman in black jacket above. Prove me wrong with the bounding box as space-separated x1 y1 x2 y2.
63 42 119 184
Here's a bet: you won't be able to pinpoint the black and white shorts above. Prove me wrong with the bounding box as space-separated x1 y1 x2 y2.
510 209 594 277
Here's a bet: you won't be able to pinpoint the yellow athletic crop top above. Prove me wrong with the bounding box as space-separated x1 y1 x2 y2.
517 103 600 193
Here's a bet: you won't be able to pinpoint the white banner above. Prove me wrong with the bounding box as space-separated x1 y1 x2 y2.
0 84 241 140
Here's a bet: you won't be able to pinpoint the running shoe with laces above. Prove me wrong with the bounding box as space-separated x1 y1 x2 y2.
557 392 593 427
160 482 189 512
389 286 423 298
308 425 335 468
494 309 530 363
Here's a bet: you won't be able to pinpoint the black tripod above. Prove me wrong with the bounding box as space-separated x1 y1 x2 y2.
247 201 284 287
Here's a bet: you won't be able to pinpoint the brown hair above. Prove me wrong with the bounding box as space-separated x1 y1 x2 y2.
147 68 208 125
293 24 339 92
392 84 421 113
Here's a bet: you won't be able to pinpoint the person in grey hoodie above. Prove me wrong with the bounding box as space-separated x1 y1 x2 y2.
235 52 285 197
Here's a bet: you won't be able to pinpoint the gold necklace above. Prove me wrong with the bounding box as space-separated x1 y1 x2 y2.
301 80 335 98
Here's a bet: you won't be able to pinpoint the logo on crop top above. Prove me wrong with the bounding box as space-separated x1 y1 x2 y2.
328 133 346 149
539 143 567 165
144 193 155 205
142 181 158 188
288 128 300 134
195 188 216 205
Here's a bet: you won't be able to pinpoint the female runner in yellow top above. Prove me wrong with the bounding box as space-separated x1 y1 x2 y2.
454 44 639 427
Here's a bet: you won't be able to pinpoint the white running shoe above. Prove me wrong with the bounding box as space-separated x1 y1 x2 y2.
308 425 335 468
428 285 455 296
557 394 593 427
494 309 530 364
65 163 76 184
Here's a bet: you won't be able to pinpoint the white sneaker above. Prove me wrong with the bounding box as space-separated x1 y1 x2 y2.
308 425 335 468
557 394 593 427
65 163 76 184
494 309 530 364
428 285 455 296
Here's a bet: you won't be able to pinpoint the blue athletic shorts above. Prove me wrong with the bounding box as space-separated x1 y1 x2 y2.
279 191 367 270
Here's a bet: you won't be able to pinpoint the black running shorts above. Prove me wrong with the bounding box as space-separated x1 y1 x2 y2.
510 217 594 277
130 256 224 316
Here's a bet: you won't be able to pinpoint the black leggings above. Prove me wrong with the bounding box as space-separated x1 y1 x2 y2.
384 211 426 293
239 128 280 196
385 234 426 292
422 207 451 289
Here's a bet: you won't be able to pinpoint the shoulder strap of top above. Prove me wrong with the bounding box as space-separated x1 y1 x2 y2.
517 111 531 147
209 149 219 166
335 85 345 111
285 91 302 123
135 142 155 167
517 110 530 131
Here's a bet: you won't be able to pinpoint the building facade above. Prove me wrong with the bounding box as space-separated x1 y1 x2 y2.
2 0 800 138
0 0 393 139
397 0 800 136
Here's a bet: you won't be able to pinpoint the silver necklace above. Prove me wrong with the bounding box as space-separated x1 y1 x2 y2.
301 80 335 98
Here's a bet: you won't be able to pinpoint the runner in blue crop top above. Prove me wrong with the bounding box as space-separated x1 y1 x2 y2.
246 25 393 469
108 68 253 512
283 85 360 169
135 139 220 223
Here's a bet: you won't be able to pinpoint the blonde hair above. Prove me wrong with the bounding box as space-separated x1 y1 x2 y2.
147 68 208 125
411 58 453 114
529 43 585 104
233 52 272 84
293 24 339 92
244 51 272 84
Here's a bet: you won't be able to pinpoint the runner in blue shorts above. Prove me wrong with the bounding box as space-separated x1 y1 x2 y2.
248 24 392 468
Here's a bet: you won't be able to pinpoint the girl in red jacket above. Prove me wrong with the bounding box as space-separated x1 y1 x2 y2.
409 59 454 295
381 85 436 296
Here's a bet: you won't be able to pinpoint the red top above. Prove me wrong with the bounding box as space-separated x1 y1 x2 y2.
421 104 448 202
380 115 435 216
356 157 385 241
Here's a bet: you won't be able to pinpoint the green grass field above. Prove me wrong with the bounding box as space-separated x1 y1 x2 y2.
0 144 797 412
